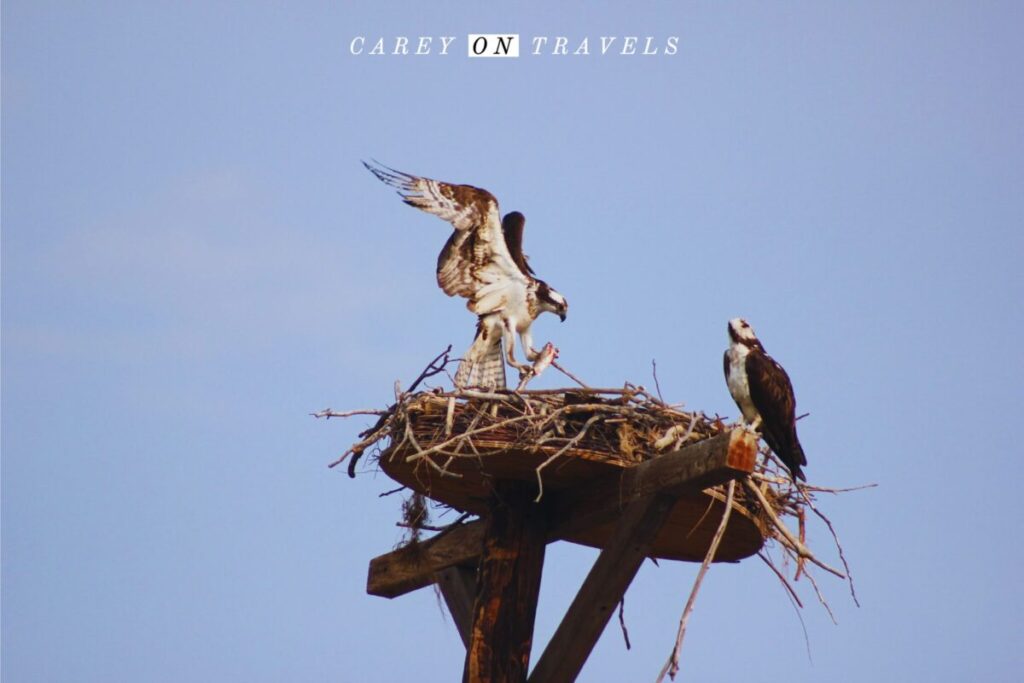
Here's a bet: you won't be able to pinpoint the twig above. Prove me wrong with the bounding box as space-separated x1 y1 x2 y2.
424 512 473 542
404 413 541 463
517 387 637 396
327 451 352 470
798 486 862 607
378 486 406 498
651 359 665 403
684 494 718 540
654 424 684 452
657 479 736 682
618 597 632 650
673 412 700 451
628 384 671 409
404 420 462 479
794 507 807 581
760 552 813 662
757 551 803 609
453 389 514 401
749 471 792 486
803 483 878 494
326 413 395 470
406 344 453 394
311 408 388 419
533 414 602 502
551 359 589 388
804 568 838 625
742 477 846 579
654 413 699 452
397 521 468 533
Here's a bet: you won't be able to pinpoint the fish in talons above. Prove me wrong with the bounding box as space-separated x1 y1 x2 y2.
516 342 559 391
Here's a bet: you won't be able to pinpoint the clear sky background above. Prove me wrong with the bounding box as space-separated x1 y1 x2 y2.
3 2 1022 681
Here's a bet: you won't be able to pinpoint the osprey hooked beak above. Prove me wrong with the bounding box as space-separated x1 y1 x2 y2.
557 299 568 322
538 281 568 322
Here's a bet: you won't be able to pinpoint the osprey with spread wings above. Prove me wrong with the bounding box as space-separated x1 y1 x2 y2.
364 161 568 390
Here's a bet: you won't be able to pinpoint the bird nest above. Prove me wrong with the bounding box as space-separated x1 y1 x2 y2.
382 386 726 491
316 348 867 647
322 383 852 561
332 382 725 488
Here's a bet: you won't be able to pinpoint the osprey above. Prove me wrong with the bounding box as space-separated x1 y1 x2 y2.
724 318 807 481
364 161 568 389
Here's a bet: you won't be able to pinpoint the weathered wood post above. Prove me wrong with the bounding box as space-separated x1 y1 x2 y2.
463 481 547 683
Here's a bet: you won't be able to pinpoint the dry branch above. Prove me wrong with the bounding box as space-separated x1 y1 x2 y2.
551 358 589 388
657 479 736 682
758 551 803 609
742 476 846 580
311 408 388 419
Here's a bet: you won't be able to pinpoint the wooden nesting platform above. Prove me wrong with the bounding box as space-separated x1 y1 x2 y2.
376 395 765 567
380 433 762 563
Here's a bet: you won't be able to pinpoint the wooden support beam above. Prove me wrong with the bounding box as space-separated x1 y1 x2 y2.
528 493 677 683
367 429 756 599
547 429 755 540
464 481 547 683
437 565 478 647
367 521 483 598
621 428 755 498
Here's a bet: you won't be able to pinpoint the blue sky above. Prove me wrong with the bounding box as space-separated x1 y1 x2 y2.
3 2 1022 681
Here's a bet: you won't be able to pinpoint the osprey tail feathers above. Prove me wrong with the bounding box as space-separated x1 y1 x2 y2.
765 429 807 482
782 440 807 482
454 320 507 390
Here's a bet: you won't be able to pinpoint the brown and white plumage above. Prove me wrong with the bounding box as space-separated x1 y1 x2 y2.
724 318 807 481
364 161 568 389
458 319 508 389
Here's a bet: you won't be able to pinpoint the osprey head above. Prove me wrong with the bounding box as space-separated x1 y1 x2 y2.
728 317 759 346
536 281 568 322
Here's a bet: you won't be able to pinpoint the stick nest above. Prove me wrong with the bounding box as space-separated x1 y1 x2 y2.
316 348 870 671
394 386 725 468
323 380 803 551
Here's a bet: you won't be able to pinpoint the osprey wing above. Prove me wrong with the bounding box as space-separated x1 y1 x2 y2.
501 212 535 277
745 349 807 479
364 161 526 301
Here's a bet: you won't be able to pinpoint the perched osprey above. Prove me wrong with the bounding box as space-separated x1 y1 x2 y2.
724 318 807 481
364 161 568 390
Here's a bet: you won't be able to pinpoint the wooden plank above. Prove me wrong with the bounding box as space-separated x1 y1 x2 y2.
546 429 757 542
367 521 483 598
620 428 756 498
379 418 755 519
437 565 478 648
464 481 547 683
528 492 677 683
367 430 757 599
